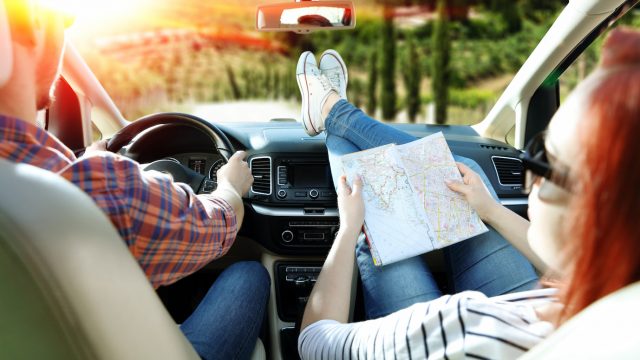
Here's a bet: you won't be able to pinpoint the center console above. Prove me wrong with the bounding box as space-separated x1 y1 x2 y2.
248 154 344 359
249 154 336 205
274 158 337 203
259 256 327 360
246 154 340 255
274 262 322 322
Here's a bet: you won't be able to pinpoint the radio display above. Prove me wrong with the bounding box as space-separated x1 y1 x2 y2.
292 165 331 188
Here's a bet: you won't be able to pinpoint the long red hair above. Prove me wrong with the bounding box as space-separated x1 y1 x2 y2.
560 28 640 322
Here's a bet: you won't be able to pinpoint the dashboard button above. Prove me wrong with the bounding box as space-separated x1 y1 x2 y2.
277 189 287 199
281 230 294 243
201 179 216 193
295 191 307 197
309 189 319 199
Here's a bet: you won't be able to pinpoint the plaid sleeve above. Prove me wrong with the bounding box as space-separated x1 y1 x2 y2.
60 153 238 288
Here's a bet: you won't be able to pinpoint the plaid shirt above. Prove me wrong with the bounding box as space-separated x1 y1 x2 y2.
0 115 238 288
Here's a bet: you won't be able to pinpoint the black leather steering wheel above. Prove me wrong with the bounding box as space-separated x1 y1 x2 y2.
106 113 235 193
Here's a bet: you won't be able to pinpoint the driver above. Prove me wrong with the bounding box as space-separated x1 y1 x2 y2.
0 2 268 359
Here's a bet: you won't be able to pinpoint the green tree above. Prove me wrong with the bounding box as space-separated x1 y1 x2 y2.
380 5 397 120
225 65 241 100
432 0 451 124
503 1 522 33
491 0 522 33
520 0 562 22
402 34 421 123
286 65 300 101
281 70 291 100
264 66 273 99
273 69 280 99
241 69 253 99
349 78 365 109
367 50 378 115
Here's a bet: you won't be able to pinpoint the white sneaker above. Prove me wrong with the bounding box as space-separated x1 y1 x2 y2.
319 49 348 100
296 51 336 136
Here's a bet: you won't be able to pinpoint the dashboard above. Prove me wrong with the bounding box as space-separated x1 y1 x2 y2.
126 120 528 256
161 153 226 191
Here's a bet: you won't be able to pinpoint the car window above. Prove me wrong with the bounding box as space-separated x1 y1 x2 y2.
559 6 640 103
68 1 566 124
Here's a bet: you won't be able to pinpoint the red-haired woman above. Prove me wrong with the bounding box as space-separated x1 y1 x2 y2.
298 27 640 359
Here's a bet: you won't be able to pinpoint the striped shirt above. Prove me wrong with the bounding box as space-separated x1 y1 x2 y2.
299 288 557 359
0 115 237 288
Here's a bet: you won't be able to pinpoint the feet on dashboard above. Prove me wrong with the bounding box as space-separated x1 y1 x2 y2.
319 49 348 101
296 51 336 136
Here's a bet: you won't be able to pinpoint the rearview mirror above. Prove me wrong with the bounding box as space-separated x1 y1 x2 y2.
256 0 355 34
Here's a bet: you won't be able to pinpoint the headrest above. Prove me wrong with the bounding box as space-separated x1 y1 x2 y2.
0 0 13 87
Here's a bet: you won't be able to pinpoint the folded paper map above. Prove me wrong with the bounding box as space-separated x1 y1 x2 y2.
341 132 488 266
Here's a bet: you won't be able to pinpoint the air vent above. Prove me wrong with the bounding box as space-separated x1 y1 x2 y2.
492 156 524 186
480 144 510 151
250 157 272 195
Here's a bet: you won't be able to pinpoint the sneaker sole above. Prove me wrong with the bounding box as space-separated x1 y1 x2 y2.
296 51 319 136
320 49 348 96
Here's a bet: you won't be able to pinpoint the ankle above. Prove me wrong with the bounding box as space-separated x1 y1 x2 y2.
321 92 340 123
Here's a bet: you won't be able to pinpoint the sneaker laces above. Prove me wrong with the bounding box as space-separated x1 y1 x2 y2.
309 66 332 92
319 75 332 92
327 72 342 91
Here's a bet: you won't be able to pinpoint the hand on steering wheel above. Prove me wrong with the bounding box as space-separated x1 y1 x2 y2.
216 151 254 198
105 113 237 194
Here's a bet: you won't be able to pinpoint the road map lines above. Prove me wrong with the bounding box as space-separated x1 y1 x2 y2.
341 132 488 266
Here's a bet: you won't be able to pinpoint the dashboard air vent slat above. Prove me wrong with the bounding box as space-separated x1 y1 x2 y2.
250 157 272 195
480 144 510 151
492 156 524 186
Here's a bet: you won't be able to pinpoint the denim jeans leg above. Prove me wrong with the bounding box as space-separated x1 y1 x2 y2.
180 261 270 360
442 158 539 296
444 224 539 296
325 100 417 148
356 237 442 319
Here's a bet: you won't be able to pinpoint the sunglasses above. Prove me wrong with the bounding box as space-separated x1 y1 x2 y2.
520 131 572 203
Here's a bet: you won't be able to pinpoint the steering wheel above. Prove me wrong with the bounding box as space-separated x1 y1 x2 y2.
106 113 235 194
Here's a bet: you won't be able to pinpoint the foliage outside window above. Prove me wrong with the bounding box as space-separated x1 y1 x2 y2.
70 0 623 125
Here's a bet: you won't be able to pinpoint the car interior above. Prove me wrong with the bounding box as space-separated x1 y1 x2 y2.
1 0 639 359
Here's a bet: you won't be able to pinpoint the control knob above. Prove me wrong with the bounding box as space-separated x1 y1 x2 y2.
309 189 319 199
277 189 287 199
281 230 294 243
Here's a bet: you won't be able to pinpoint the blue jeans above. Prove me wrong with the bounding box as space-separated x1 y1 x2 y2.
325 100 538 319
180 261 270 360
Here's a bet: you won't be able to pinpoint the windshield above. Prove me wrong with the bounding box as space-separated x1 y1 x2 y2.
67 1 590 124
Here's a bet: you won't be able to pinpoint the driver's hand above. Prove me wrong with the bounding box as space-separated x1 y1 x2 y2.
83 139 107 156
216 151 253 197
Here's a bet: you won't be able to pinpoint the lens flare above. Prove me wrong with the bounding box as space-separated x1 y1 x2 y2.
37 0 150 31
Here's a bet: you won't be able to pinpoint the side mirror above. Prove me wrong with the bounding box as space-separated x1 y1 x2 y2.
256 0 355 34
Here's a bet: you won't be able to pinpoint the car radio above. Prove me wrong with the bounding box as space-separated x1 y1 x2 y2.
279 219 339 246
274 158 336 203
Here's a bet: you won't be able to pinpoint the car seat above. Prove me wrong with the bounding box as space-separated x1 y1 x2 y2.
0 3 265 357
520 280 640 359
0 160 266 359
